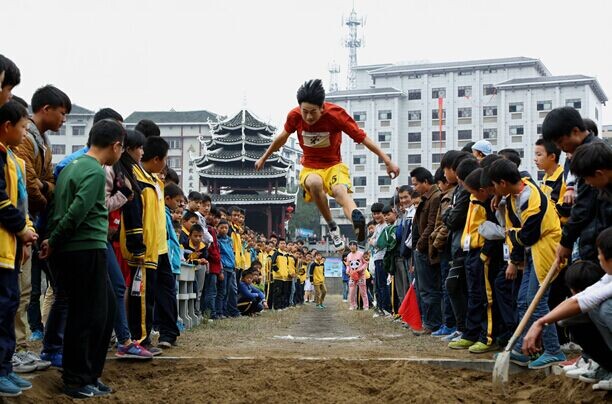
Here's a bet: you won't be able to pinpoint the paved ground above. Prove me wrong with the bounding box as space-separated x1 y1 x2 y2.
10 296 610 403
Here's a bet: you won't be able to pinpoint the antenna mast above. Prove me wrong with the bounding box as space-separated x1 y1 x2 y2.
343 6 365 90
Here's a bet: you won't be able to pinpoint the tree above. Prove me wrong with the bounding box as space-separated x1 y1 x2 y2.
287 191 320 238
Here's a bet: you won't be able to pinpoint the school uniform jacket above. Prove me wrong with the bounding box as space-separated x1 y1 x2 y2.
271 249 289 281
540 165 570 224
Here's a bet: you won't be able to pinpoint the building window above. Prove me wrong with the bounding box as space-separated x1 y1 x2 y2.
377 198 389 205
407 74 422 79
353 155 366 165
167 157 181 169
378 176 392 186
483 128 497 139
50 127 66 136
483 84 497 96
166 138 182 149
484 69 498 74
72 126 85 136
510 125 524 136
509 102 524 113
483 106 498 117
432 153 444 164
432 109 446 120
408 89 421 100
378 154 392 164
329 200 338 208
565 98 582 109
408 110 422 121
378 110 392 120
537 124 542 134
595 108 599 120
458 70 473 76
354 198 367 208
432 131 446 141
408 132 421 143
378 132 391 142
353 111 367 121
51 145 66 154
408 154 421 164
432 88 446 99
537 100 552 111
354 177 367 186
457 86 472 97
516 148 525 158
458 129 472 140
457 107 472 118
72 145 84 153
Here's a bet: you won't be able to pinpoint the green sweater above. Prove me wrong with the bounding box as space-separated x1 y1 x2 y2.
47 154 108 252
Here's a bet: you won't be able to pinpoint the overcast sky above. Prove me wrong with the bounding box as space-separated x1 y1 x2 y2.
3 0 611 126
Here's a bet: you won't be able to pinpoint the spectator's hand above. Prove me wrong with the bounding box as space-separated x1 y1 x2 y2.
505 262 517 280
19 229 38 246
563 188 576 205
555 245 572 262
22 246 31 265
218 272 225 281
408 264 414 274
254 158 266 171
491 195 501 211
38 239 52 259
263 301 269 310
522 321 544 356
199 258 209 265
386 161 400 179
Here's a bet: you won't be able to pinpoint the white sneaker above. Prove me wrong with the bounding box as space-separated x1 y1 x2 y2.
329 227 345 251
593 374 612 391
563 356 588 373
451 332 464 342
567 359 599 380
11 353 36 374
441 330 462 342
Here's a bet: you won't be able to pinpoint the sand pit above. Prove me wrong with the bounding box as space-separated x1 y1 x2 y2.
9 296 611 403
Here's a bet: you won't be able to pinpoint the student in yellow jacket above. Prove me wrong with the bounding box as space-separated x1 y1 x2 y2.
489 159 565 368
270 239 289 309
309 251 326 308
228 206 245 272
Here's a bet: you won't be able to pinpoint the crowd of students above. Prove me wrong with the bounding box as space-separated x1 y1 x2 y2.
0 54 337 399
344 111 612 391
1 52 612 398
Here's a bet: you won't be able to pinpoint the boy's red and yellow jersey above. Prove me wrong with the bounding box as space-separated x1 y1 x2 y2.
284 102 366 169
460 195 487 250
540 165 570 225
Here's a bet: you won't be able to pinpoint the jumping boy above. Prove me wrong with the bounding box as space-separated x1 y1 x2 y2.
255 79 400 250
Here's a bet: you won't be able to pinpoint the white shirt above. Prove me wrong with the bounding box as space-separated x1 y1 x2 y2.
371 223 388 261
575 274 612 312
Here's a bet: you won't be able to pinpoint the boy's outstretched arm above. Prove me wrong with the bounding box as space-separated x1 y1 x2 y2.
360 136 400 178
255 130 291 170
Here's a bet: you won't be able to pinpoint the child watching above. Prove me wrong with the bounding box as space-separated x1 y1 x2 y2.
345 241 369 310
270 239 289 310
534 138 570 222
488 158 565 369
237 269 265 316
180 211 199 246
182 224 208 266
0 101 38 397
308 251 327 309
216 220 239 318
303 253 314 303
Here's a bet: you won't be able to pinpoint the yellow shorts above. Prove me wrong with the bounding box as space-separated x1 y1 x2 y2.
299 162 352 202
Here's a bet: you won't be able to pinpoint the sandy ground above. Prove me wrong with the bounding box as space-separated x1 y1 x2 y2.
8 295 610 403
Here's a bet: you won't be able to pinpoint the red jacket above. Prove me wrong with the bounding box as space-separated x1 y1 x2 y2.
206 225 221 275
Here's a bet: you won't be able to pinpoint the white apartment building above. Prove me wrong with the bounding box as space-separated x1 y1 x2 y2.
326 57 608 227
48 104 95 165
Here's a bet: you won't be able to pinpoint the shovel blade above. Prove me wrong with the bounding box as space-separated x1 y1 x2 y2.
492 351 510 388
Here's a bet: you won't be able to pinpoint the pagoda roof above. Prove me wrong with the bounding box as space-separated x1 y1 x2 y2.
207 132 272 146
196 165 288 179
200 148 292 166
209 109 276 133
211 192 296 205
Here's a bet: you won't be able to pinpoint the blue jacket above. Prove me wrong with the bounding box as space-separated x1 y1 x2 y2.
238 281 264 301
166 206 181 275
54 146 88 179
218 234 235 270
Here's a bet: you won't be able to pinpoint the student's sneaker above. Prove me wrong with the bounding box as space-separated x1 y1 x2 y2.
7 373 32 390
468 341 500 354
95 379 112 395
158 341 172 349
580 367 611 384
0 376 22 397
432 325 456 337
116 342 153 360
528 352 566 369
329 227 345 251
28 330 44 342
565 358 595 379
351 209 366 243
15 351 51 371
141 345 163 357
442 330 462 342
561 355 582 370
63 384 106 398
448 339 475 350
11 354 36 374
40 352 63 368
593 373 612 391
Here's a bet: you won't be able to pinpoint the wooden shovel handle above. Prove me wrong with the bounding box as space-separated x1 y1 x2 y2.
502 258 560 352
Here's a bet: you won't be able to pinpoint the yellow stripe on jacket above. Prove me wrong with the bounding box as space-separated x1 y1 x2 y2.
460 195 487 251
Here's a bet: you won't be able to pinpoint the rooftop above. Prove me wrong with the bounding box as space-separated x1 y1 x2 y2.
326 87 404 100
370 56 549 77
196 165 288 179
496 75 608 103
210 109 276 133
124 109 219 124
69 104 95 115
211 192 296 205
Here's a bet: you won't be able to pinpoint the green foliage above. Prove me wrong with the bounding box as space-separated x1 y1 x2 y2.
288 191 319 237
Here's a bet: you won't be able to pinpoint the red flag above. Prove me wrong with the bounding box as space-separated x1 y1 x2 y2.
398 281 422 331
